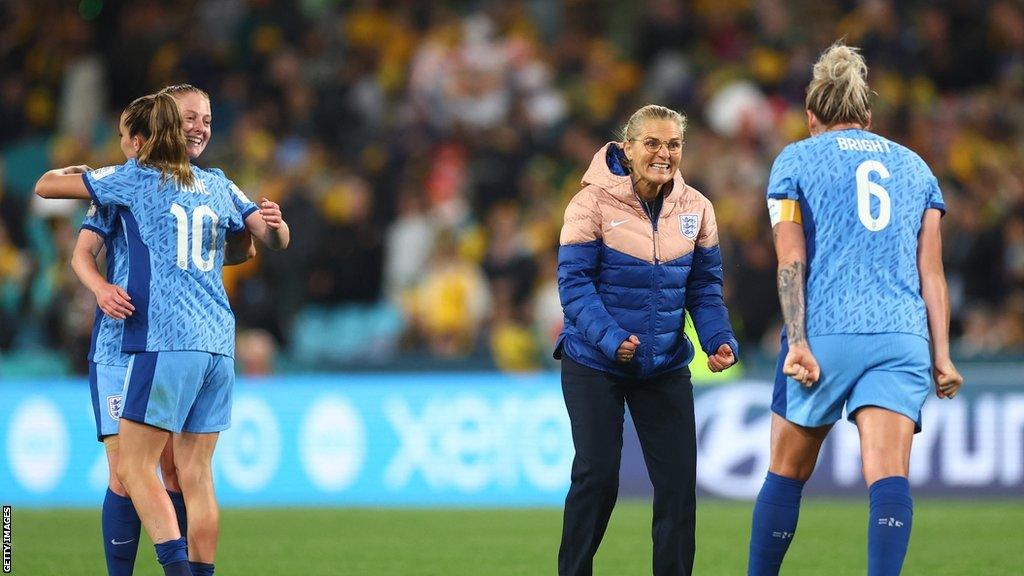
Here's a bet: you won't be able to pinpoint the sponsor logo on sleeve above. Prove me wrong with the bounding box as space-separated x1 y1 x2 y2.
91 166 117 180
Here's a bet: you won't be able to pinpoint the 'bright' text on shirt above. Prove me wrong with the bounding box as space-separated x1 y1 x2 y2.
837 137 891 153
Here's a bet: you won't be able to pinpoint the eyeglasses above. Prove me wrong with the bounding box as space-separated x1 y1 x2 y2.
630 137 683 154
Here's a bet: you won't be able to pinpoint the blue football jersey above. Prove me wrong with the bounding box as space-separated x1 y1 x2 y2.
82 159 248 357
197 166 259 220
766 128 945 339
81 202 131 367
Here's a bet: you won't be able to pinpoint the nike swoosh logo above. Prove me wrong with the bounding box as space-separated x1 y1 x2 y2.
610 219 629 227
111 538 136 545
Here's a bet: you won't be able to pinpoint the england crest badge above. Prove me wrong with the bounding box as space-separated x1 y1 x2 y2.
679 213 700 240
107 395 123 420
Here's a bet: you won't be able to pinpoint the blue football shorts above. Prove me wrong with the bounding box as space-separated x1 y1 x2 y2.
120 351 234 434
772 333 932 432
89 362 129 442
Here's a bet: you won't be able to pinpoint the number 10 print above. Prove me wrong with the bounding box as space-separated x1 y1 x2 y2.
170 203 219 271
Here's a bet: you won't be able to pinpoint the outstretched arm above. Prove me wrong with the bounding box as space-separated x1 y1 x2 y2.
35 166 93 199
71 229 134 320
918 208 962 398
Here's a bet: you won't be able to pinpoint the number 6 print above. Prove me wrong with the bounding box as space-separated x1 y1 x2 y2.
855 160 891 232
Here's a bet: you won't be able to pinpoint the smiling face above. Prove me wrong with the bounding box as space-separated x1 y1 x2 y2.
623 118 682 192
173 91 212 160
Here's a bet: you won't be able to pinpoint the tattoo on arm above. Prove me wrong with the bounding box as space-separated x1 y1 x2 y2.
778 261 807 346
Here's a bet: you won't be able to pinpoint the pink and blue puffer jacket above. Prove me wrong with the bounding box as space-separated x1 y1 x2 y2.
554 143 739 378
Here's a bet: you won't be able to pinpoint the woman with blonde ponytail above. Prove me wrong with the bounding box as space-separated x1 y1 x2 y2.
35 94 258 576
748 41 962 576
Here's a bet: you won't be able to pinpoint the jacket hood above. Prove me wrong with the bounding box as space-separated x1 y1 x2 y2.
582 142 689 204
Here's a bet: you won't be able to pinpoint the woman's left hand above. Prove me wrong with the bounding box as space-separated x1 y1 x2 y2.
259 197 283 229
707 343 736 372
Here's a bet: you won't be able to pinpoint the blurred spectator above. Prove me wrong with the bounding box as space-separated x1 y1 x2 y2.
383 184 438 307
409 229 491 358
481 201 537 313
531 248 564 365
0 220 30 350
308 171 383 304
236 328 278 376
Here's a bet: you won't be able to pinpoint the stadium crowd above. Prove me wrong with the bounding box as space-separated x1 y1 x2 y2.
2 0 1022 375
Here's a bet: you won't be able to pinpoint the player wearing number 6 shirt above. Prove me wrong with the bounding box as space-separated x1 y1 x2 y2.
746 42 963 576
35 92 271 576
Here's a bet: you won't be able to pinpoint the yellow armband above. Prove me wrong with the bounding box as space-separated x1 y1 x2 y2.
768 198 802 226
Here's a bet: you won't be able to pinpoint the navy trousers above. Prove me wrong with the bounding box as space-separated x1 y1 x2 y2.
558 357 697 576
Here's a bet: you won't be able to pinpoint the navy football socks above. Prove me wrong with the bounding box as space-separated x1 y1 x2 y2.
102 488 142 576
190 561 215 576
155 537 190 575
867 476 913 576
167 489 189 540
748 472 805 576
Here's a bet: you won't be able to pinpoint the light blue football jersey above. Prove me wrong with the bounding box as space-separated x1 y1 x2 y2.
766 128 946 339
81 202 131 367
198 166 260 220
83 159 250 357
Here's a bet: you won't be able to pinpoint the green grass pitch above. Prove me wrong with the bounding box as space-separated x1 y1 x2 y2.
9 499 1023 575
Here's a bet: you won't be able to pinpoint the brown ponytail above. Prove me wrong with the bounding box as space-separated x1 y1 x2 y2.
122 93 195 188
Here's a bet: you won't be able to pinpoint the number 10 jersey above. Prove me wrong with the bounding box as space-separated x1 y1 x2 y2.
83 159 256 357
